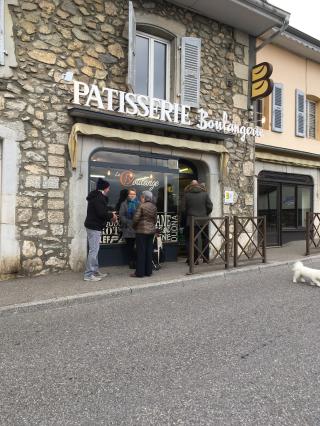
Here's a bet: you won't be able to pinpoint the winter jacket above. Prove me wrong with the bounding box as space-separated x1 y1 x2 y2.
183 183 213 226
132 201 157 235
119 199 139 239
84 190 113 231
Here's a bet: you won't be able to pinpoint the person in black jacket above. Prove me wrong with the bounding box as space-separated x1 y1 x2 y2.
84 178 116 281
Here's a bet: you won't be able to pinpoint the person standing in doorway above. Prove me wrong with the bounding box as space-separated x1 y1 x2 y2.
131 190 157 278
183 180 213 264
84 178 116 282
119 188 140 269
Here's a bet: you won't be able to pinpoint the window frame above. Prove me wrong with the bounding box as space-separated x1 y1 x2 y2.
135 30 171 101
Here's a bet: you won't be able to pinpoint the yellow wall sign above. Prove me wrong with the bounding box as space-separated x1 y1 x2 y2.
251 62 273 101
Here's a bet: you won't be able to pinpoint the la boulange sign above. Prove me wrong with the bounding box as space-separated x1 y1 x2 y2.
72 81 263 141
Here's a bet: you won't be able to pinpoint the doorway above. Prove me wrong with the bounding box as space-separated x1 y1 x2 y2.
258 182 280 246
178 159 198 255
258 171 313 246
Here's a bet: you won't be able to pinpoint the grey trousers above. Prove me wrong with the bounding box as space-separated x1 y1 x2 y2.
84 228 101 278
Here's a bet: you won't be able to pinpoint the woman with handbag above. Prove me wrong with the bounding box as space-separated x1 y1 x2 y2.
131 190 157 278
119 188 139 269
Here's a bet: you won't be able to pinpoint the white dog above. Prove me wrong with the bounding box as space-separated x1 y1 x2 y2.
292 261 320 287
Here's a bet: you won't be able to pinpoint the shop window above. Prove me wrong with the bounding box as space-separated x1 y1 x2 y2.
281 185 295 228
89 150 179 245
307 99 316 139
298 186 312 227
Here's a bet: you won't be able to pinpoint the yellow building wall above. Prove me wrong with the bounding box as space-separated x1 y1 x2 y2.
256 43 320 155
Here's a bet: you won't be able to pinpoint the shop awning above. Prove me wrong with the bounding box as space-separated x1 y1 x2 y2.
256 151 320 169
68 122 229 175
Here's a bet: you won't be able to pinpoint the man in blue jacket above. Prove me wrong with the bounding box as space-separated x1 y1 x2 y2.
84 178 116 281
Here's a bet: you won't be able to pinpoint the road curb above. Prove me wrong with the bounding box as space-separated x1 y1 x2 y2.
1 254 320 317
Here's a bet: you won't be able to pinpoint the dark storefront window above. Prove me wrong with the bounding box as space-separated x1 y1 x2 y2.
89 149 179 245
258 171 313 246
281 185 295 228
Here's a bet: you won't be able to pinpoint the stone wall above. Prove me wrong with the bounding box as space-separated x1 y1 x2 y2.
0 0 254 275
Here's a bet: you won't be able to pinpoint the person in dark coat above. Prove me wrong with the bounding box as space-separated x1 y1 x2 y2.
183 180 213 264
131 190 157 278
119 188 140 269
115 188 129 212
84 178 116 281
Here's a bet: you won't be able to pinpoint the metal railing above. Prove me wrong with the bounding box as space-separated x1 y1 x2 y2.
233 216 267 267
188 216 230 274
306 212 320 255
187 215 266 274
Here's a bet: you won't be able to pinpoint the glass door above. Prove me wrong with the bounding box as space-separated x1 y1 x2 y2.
258 182 280 246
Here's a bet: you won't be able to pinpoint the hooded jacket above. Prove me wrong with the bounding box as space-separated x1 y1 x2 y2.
84 190 113 231
183 183 213 225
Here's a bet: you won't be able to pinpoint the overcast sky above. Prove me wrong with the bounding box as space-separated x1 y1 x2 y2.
270 0 320 40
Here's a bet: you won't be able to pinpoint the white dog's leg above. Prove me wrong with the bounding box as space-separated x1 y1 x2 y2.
300 277 306 282
312 279 320 287
293 271 300 283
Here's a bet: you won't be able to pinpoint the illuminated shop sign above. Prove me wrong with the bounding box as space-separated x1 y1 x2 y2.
117 170 160 191
73 81 263 141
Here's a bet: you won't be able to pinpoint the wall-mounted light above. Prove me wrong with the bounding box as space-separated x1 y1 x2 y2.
62 71 74 82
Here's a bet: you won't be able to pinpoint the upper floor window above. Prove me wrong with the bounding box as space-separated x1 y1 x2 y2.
135 32 170 100
128 1 201 108
307 99 316 139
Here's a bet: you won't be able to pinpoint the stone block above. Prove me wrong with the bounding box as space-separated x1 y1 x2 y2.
48 155 65 167
243 161 254 176
50 224 64 235
233 94 248 110
42 176 60 189
234 62 248 81
48 199 64 209
48 191 64 198
45 257 66 268
49 168 65 176
22 257 43 273
28 50 57 64
17 208 32 222
22 240 37 258
234 30 249 46
23 227 47 237
48 210 64 223
25 175 41 188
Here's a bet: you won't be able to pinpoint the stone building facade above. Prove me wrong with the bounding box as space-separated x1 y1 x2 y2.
0 0 288 276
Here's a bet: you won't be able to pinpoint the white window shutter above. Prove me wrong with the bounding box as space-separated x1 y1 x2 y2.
127 1 136 91
296 89 306 137
272 83 283 132
0 0 5 66
181 37 201 108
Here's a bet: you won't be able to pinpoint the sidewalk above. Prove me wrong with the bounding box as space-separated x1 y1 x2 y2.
0 240 319 315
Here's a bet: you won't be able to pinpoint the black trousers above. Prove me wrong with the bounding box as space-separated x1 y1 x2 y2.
135 233 153 277
125 238 136 267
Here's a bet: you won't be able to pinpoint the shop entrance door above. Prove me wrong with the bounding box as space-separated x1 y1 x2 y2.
178 160 198 255
258 182 281 246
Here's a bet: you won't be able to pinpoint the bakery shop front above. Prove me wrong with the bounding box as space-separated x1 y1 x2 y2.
67 82 262 269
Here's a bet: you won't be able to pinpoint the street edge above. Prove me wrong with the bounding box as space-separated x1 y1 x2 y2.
1 254 320 317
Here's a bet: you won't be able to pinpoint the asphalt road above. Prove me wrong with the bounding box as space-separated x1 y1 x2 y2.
2 264 320 425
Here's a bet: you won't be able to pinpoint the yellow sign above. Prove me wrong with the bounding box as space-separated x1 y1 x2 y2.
251 62 273 101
